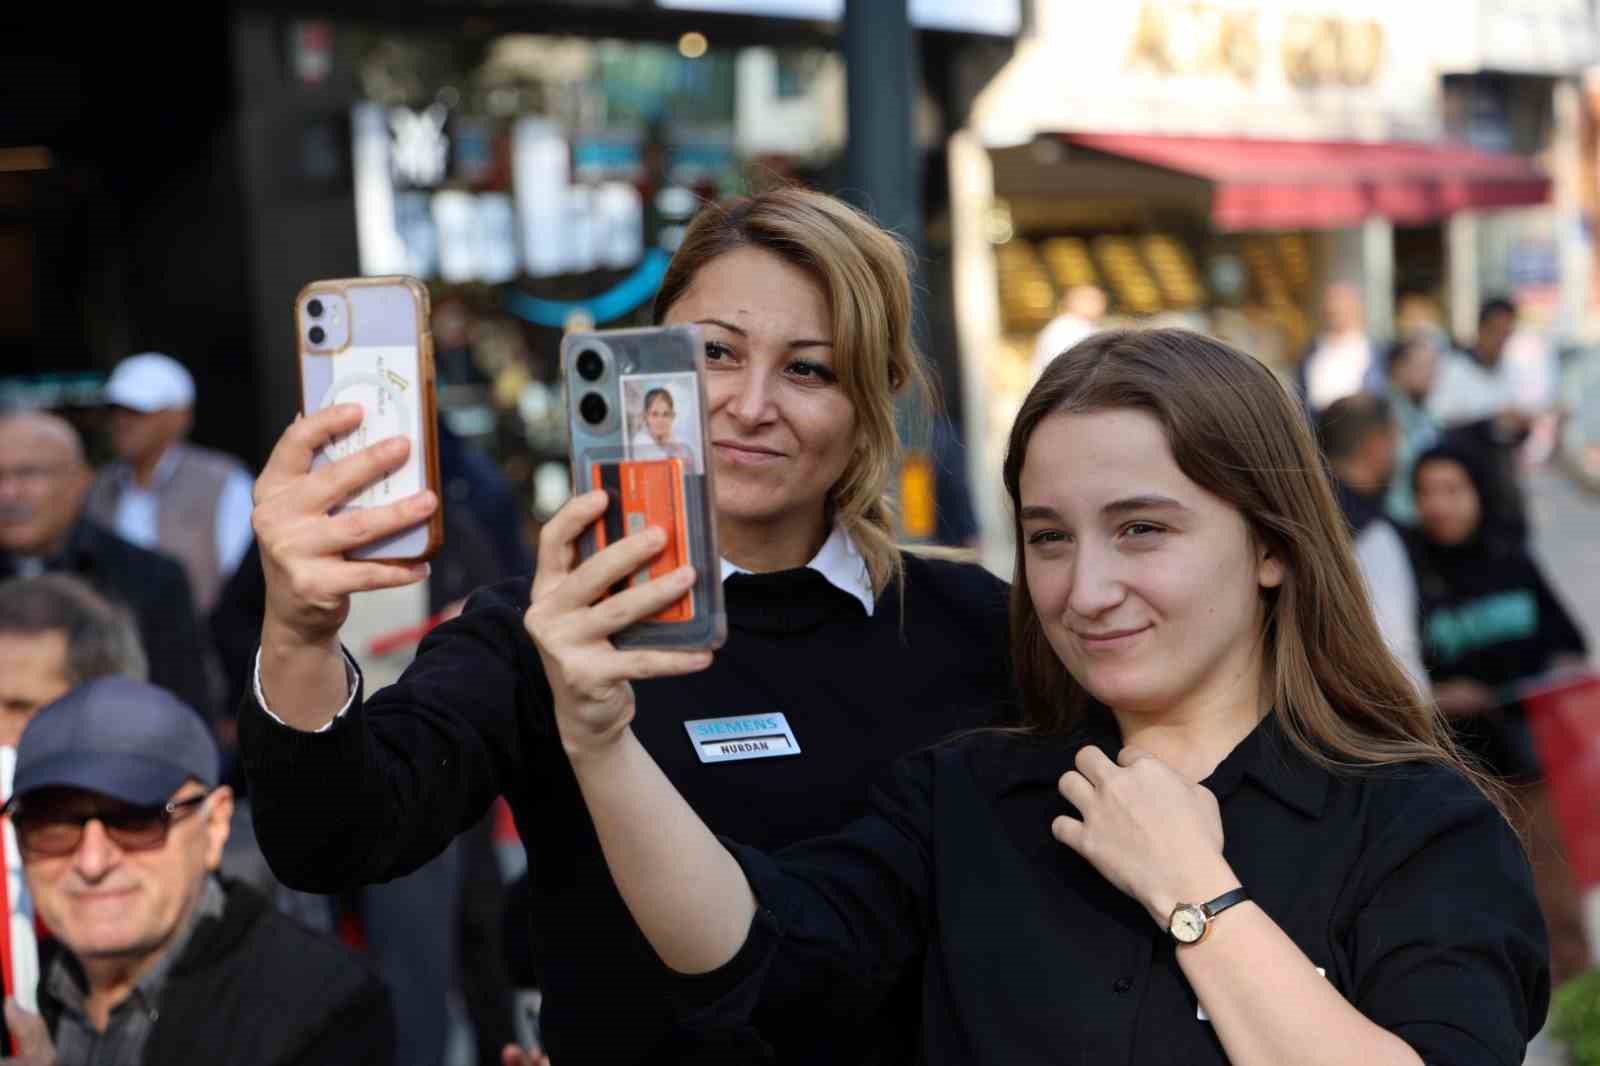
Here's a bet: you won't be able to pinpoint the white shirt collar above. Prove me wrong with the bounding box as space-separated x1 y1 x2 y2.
719 525 876 617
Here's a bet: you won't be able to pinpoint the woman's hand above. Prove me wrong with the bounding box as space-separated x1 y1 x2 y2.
253 404 437 648
1052 746 1237 927
524 490 712 763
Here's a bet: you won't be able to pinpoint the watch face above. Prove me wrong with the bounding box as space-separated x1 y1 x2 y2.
1170 905 1207 944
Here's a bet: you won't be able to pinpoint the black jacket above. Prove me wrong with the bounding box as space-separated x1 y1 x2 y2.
0 518 210 716
677 712 1549 1066
38 880 393 1066
241 554 1013 1066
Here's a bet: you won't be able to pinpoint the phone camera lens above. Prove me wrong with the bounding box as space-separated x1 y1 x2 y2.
575 349 605 382
309 325 327 345
307 298 325 319
579 393 609 425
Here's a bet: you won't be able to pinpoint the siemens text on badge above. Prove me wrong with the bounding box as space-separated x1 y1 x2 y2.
684 714 802 764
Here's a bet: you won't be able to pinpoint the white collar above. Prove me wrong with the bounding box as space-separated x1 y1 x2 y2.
720 525 876 616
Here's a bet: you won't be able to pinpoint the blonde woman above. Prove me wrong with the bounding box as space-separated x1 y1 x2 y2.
240 189 1012 1065
534 329 1548 1066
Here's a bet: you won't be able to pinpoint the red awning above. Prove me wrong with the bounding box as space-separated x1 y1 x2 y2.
1062 133 1551 231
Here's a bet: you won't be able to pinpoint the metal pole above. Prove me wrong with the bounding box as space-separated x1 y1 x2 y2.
844 0 940 539
843 0 921 250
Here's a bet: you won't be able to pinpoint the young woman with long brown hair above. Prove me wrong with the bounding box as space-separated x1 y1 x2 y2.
239 187 1013 1066
533 328 1549 1065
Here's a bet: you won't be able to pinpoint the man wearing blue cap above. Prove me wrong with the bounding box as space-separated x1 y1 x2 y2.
2 677 392 1065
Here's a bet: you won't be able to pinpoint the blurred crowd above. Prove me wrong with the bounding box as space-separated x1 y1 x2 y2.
0 353 531 1064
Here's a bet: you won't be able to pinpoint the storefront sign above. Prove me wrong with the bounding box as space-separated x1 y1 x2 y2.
973 0 1440 146
1127 2 1382 88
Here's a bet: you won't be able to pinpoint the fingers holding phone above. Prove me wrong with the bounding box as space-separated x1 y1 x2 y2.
254 404 437 646
526 491 712 760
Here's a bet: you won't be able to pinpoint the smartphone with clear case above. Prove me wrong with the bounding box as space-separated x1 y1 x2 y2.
563 325 725 650
295 276 444 562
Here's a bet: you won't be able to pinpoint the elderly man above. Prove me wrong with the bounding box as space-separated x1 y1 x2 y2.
0 411 207 715
0 574 147 749
87 353 254 616
2 677 393 1065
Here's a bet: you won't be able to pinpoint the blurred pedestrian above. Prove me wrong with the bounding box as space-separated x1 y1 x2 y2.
88 352 255 617
1381 335 1443 527
1031 284 1106 382
1297 281 1383 413
239 187 1013 1066
1316 395 1429 695
0 573 146 1046
1427 298 1535 541
3 677 393 1064
0 411 208 715
0 574 146 748
1407 440 1590 983
0 572 279 954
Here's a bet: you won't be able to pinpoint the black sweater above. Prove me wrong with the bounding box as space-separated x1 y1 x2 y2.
240 554 1012 1066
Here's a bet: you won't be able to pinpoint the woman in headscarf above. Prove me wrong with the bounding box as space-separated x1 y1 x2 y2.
1408 438 1590 982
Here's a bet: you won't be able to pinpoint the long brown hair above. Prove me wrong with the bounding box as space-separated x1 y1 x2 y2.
654 187 930 594
1006 329 1497 797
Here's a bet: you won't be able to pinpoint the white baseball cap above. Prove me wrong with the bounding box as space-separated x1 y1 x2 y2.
103 352 196 413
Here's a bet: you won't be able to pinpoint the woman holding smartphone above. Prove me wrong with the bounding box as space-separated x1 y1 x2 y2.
240 188 1011 1065
532 329 1549 1066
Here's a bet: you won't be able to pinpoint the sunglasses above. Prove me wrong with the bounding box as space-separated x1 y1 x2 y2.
3 792 210 858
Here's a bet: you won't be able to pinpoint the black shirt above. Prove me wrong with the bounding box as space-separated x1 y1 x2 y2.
676 711 1549 1066
239 554 1012 1066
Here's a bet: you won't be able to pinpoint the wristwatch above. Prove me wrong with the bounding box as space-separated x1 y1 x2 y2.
1167 887 1250 945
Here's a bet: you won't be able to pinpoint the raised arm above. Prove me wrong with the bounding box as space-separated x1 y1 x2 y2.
524 491 755 973
240 405 522 891
251 404 438 729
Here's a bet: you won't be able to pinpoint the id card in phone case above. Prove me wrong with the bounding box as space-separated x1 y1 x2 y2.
591 459 692 623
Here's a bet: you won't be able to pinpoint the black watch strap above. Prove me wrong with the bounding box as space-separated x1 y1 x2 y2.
1201 886 1250 920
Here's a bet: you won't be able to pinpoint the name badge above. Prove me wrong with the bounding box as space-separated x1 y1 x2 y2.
684 714 802 764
